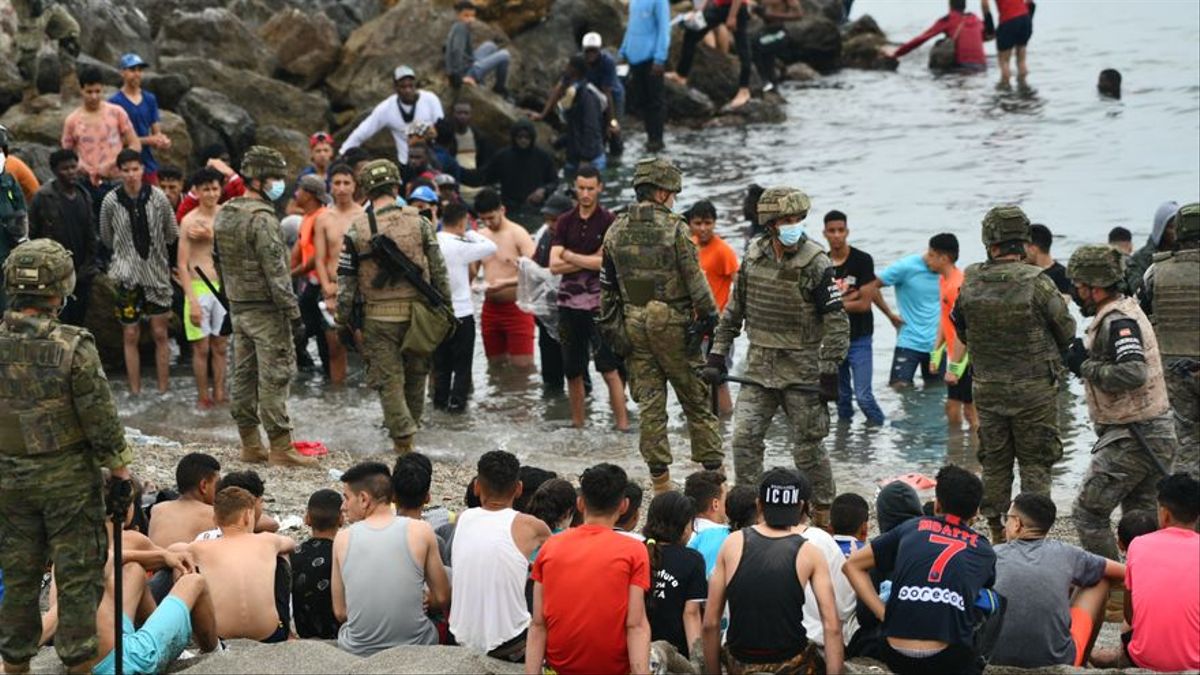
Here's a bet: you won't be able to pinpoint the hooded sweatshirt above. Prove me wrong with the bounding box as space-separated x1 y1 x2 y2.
1127 200 1180 294
850 481 926 641
466 120 558 212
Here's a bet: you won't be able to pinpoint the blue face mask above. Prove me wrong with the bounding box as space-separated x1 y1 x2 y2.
264 180 286 202
777 224 805 247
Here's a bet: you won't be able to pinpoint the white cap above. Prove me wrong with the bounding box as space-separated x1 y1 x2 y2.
581 32 602 49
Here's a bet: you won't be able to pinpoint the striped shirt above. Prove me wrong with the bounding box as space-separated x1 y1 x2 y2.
100 185 178 307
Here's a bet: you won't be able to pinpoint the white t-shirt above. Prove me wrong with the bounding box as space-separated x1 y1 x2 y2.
437 229 497 318
341 91 444 165
797 524 857 646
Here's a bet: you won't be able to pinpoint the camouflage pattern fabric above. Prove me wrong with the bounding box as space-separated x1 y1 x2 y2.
229 306 296 438
730 383 834 506
975 380 1061 523
1166 370 1199 476
214 198 299 309
361 318 429 440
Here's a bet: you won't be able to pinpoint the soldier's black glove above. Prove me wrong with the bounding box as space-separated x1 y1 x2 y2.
1168 358 1200 379
1064 338 1088 377
107 477 133 520
449 73 463 89
818 373 839 403
59 36 81 58
701 352 727 385
983 11 996 40
685 312 719 355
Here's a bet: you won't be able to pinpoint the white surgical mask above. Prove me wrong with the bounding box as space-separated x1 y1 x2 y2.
264 179 286 202
777 223 805 247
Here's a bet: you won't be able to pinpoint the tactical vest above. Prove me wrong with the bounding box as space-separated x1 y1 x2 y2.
1150 249 1200 359
611 204 692 311
0 319 88 456
214 198 279 303
957 261 1060 383
351 206 428 317
742 237 824 350
1084 296 1170 425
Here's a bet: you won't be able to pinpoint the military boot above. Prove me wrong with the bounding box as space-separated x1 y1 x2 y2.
268 433 318 467
811 506 832 532
651 469 673 495
394 436 414 455
238 426 268 463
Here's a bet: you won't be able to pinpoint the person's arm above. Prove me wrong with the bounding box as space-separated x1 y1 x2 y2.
340 100 389 155
535 81 566 120
1035 276 1077 350
178 217 201 325
525 582 548 675
548 245 583 275
893 17 949 58
653 0 671 69
99 196 115 249
254 213 301 318
423 220 452 301
422 522 452 611
815 263 850 376
676 223 718 317
865 279 904 329
843 543 885 621
445 22 470 78
335 232 359 325
313 213 335 298
683 601 703 656
27 191 48 240
711 263 746 357
725 0 744 30
273 533 298 555
625 584 651 675
804 546 844 673
1101 559 1125 583
158 190 178 249
119 110 142 153
331 530 349 623
841 281 875 313
256 514 280 533
1081 317 1149 392
701 541 730 675
459 230 498 264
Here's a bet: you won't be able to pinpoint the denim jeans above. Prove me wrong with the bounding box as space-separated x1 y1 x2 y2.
889 345 944 386
467 41 510 90
838 335 885 423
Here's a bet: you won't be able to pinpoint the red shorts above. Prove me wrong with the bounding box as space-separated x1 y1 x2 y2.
481 300 535 358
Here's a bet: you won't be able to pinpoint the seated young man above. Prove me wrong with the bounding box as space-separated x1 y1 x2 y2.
194 470 280 540
831 492 870 558
684 470 730 578
293 489 345 640
614 482 644 541
178 487 297 642
844 465 996 675
392 453 451 564
702 468 845 673
450 451 551 661
991 493 1124 668
148 452 221 547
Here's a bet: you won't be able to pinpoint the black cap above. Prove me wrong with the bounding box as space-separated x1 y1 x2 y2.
759 468 809 520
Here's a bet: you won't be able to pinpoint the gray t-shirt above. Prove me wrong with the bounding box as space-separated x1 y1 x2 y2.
991 538 1107 667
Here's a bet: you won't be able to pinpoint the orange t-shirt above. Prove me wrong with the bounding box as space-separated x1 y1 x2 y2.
940 266 964 351
3 155 40 203
298 206 325 282
693 234 739 312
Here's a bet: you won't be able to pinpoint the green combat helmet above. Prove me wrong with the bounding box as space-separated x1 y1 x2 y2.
981 205 1031 245
756 187 811 226
358 159 402 195
239 145 287 181
3 238 76 299
1176 202 1199 243
632 157 682 193
1068 244 1125 288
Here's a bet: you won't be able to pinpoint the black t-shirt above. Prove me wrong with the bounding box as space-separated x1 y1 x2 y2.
647 544 708 656
832 246 877 340
1043 262 1072 294
871 515 996 646
291 537 339 639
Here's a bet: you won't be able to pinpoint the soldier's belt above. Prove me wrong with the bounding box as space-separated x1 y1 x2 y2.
365 300 412 321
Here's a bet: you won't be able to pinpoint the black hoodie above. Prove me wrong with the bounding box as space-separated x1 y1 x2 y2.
464 120 559 212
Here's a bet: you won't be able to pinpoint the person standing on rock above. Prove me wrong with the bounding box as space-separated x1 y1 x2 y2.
214 146 316 468
751 0 804 93
1065 245 1177 560
951 205 1076 544
670 0 754 110
109 53 172 186
444 1 511 97
703 187 848 527
620 0 670 152
336 160 450 455
340 65 445 167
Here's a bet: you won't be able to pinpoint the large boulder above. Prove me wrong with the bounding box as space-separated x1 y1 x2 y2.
155 110 194 172
451 85 555 156
157 8 275 76
800 0 845 24
509 0 625 106
176 87 257 165
59 0 157 67
705 98 787 127
255 125 310 176
845 14 885 39
142 71 192 112
162 57 329 134
664 80 715 120
321 0 387 41
841 33 897 71
667 38 743 107
11 142 56 184
0 94 70 147
0 58 24 117
259 8 342 89
74 54 122 87
432 0 552 36
782 16 843 73
128 0 213 36
83 274 126 370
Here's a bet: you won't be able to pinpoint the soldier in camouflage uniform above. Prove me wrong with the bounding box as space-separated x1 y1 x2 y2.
13 0 80 96
599 157 722 494
1066 245 1177 559
1140 202 1199 477
704 187 848 527
213 146 316 468
337 159 450 454
0 239 132 672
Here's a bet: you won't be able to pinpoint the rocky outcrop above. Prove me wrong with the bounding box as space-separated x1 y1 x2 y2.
665 80 716 120
142 72 192 112
255 125 310 176
156 110 194 172
667 39 744 107
783 16 843 73
158 8 276 75
176 88 257 163
163 57 329 134
0 94 70 147
0 59 25 114
60 0 158 67
433 0 552 37
509 0 626 106
842 33 897 71
259 9 343 89
801 0 846 25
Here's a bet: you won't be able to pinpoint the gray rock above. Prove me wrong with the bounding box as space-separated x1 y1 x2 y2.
841 33 897 71
176 87 257 165
75 54 123 87
509 0 626 107
845 14 885 39
173 640 360 674
11 142 56 184
259 8 343 89
163 57 329 134
433 0 552 37
785 61 821 82
0 59 24 118
322 0 386 42
129 0 214 36
34 51 63 95
801 0 845 24
255 125 311 177
156 110 195 172
667 39 743 107
157 8 276 75
0 94 70 147
59 0 158 67
352 644 524 674
783 16 843 73
708 98 787 126
665 80 715 120
143 71 192 111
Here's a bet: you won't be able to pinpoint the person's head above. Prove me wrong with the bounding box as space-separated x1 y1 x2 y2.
116 149 144 190
175 452 221 503
218 470 267 523
949 0 966 11
102 469 140 529
49 148 80 186
309 132 335 170
1005 492 1055 540
1026 223 1054 259
757 187 810 250
454 0 477 22
642 491 695 546
340 461 392 523
393 453 433 512
118 53 147 89
578 463 628 518
328 163 356 204
475 449 522 505
453 101 472 131
214 487 257 530
1107 226 1133 254
357 158 401 201
541 193 574 228
725 485 759 531
408 184 438 221
1098 68 1122 99
474 188 505 231
924 233 960 274
1117 509 1159 552
981 204 1032 260
528 478 577 530
511 119 535 150
1156 472 1200 529
3 238 75 314
158 165 184 205
565 54 587 82
393 65 418 104
743 183 765 224
831 492 870 540
514 466 557 513
79 66 105 111
342 147 371 175
687 200 718 245
632 157 681 208
188 167 223 209
933 465 983 521
875 480 922 533
615 482 644 531
441 201 469 234
822 210 848 250
574 165 602 211
239 145 289 200
1068 244 1125 316
684 470 727 523
582 32 603 64
200 144 231 165
305 488 344 535
758 468 810 529
296 174 330 212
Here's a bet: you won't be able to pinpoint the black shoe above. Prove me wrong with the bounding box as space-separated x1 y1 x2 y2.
447 398 467 414
646 138 665 153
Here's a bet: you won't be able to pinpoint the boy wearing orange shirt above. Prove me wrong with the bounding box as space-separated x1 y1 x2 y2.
688 200 738 415
932 234 977 430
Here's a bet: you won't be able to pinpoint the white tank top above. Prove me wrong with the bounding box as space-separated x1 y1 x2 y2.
448 507 530 651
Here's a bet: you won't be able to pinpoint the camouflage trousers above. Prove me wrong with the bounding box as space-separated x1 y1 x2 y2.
230 306 295 438
731 384 834 506
1166 368 1199 477
362 319 429 440
975 380 1062 528
1074 416 1177 559
625 307 722 469
0 479 105 667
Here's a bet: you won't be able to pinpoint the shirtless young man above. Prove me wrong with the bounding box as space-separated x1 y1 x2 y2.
177 167 229 408
314 164 363 385
148 453 221 549
474 188 536 369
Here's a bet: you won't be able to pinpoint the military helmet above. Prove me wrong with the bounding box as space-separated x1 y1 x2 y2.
358 159 402 194
756 187 811 226
1176 202 1199 243
239 145 287 181
632 157 682 193
3 238 76 298
1067 244 1125 288
981 205 1031 245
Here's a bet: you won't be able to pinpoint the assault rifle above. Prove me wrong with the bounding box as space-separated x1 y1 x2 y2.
364 209 447 309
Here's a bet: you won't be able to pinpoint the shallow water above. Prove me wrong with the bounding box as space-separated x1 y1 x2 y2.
121 0 1200 510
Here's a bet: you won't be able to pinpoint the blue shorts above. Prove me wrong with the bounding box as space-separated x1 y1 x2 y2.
995 14 1032 52
889 346 944 386
93 595 192 675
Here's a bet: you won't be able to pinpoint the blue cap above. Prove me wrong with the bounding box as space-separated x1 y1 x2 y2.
408 186 438 204
119 53 147 70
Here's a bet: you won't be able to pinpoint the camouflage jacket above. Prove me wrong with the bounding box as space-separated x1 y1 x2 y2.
213 197 299 319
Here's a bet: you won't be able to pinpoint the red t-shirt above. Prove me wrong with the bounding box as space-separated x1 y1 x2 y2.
531 524 651 674
693 234 739 313
1126 527 1200 671
894 11 986 67
995 0 1029 23
176 174 246 223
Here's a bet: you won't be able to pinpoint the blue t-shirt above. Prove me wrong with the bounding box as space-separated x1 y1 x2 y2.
687 524 730 578
109 90 161 173
879 254 941 352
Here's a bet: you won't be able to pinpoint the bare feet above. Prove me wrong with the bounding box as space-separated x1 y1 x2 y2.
462 75 478 86
664 72 687 86
728 87 752 109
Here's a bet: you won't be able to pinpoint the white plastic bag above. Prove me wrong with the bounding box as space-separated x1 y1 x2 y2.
516 257 561 340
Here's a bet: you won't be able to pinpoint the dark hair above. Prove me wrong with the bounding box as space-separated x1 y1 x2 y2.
1157 472 1200 524
116 149 143 169
993 239 1026 257
49 148 79 170
474 188 503 214
1098 68 1122 98
442 201 469 228
528 478 577 530
1010 492 1056 531
934 465 983 520
1029 224 1053 253
189 167 224 190
341 147 372 169
175 452 221 493
199 144 229 163
329 162 356 181
634 184 660 203
824 209 848 224
393 453 433 510
688 199 717 222
341 461 393 503
515 466 557 513
158 165 184 183
1117 509 1158 549
949 0 966 12
830 493 870 536
454 0 476 10
726 485 759 531
1107 226 1132 244
743 183 765 222
307 488 343 531
684 470 726 516
642 491 696 606
477 450 520 496
575 164 602 182
580 463 628 516
463 478 482 509
567 54 587 78
214 487 256 526
929 232 960 262
218 470 265 498
615 481 644 530
79 66 105 87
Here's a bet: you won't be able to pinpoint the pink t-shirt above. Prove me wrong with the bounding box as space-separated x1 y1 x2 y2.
61 102 134 184
1126 527 1200 671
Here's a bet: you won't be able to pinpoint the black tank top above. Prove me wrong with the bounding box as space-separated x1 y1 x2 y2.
726 527 808 663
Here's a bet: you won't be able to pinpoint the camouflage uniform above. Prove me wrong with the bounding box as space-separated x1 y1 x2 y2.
0 239 131 670
599 158 722 490
13 0 80 93
953 206 1075 539
213 147 313 467
1140 203 1200 477
337 160 450 453
1068 245 1176 559
710 187 848 512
